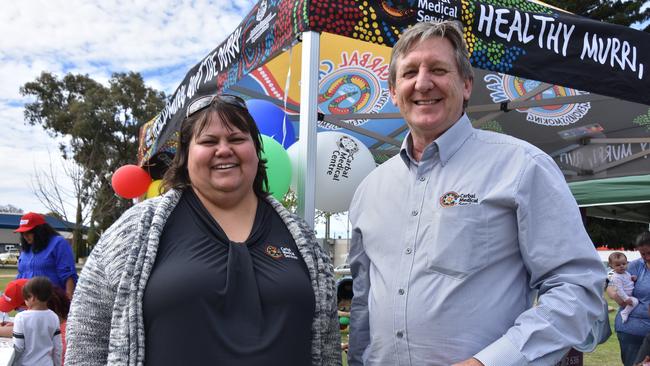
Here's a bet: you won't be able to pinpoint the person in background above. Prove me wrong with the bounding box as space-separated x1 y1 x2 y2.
11 276 62 366
14 212 77 299
347 20 606 366
0 279 29 317
609 252 639 323
609 231 650 366
65 94 340 365
0 279 70 364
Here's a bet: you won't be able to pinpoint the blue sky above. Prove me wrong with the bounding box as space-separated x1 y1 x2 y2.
0 1 254 212
0 0 647 240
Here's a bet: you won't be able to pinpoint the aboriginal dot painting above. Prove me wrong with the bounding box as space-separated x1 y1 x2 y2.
307 0 554 74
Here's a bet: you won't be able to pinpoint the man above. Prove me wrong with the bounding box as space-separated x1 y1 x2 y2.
347 20 606 366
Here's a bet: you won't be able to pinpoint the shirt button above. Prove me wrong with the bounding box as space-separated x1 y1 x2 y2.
405 248 412 254
396 331 404 338
419 176 425 181
411 210 418 216
398 289 405 295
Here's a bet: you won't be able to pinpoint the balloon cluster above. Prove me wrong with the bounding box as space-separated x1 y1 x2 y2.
112 99 376 212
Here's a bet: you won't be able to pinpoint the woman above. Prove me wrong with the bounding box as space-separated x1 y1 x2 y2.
609 231 650 366
65 94 341 365
14 212 77 299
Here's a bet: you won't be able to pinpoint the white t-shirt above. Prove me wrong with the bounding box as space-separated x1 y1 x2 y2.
12 309 62 366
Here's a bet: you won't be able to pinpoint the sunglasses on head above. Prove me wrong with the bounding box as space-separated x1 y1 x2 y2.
185 94 247 118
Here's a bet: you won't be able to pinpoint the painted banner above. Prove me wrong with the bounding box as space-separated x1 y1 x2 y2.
138 0 650 182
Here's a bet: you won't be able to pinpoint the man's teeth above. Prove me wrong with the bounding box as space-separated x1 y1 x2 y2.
214 164 237 169
414 99 438 105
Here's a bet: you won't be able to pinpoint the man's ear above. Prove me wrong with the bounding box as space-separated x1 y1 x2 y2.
389 85 397 106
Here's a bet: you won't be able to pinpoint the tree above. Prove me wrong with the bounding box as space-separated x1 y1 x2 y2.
20 72 166 256
542 0 650 31
0 205 24 214
585 217 648 249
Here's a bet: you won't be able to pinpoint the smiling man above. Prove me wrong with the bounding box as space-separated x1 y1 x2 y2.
347 21 607 366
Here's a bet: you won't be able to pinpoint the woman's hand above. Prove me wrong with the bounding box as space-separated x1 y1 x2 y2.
606 286 626 307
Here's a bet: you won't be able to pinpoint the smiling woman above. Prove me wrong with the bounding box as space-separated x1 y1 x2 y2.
64 94 341 366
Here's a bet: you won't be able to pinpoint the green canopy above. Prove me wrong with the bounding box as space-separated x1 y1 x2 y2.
569 175 650 223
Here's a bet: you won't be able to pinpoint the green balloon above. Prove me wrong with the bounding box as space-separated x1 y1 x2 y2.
260 135 292 201
339 316 350 325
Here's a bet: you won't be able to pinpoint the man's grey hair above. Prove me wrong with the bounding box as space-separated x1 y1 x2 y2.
388 20 474 91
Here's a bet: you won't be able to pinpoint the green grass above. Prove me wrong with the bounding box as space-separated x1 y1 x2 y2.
583 296 622 366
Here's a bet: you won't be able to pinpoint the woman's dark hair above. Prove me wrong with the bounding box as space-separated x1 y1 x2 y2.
47 286 70 320
636 231 650 248
19 223 59 253
162 97 269 197
22 276 53 303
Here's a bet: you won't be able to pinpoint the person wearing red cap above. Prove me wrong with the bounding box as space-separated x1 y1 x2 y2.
0 279 28 314
14 212 77 299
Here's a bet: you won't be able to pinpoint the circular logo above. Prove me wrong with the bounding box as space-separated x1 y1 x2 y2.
337 136 359 155
318 67 384 128
440 192 459 208
265 245 283 259
502 75 590 126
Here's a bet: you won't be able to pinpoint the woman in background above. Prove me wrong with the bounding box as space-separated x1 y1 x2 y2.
14 212 77 299
609 231 650 366
65 94 340 366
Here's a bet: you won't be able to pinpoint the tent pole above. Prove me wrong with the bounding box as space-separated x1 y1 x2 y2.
297 31 320 228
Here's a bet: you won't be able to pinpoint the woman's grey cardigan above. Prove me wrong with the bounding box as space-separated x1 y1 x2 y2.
65 189 341 366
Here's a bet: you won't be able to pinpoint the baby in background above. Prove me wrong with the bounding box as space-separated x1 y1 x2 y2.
11 276 62 366
609 252 639 323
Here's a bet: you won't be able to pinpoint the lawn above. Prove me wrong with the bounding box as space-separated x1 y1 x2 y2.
583 296 622 366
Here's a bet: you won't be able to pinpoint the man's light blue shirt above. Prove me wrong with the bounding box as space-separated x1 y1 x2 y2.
347 115 606 366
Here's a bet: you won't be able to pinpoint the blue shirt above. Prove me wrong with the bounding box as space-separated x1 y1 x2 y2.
17 235 78 289
614 258 650 336
348 116 607 366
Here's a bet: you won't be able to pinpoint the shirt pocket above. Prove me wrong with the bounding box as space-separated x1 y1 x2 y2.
425 204 489 279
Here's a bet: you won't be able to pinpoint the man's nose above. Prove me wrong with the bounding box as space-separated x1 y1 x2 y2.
414 69 433 92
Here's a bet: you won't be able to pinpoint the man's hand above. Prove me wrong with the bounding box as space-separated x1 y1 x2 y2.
626 298 635 305
452 358 485 366
632 275 638 282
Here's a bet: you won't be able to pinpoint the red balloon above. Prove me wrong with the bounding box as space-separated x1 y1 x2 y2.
111 165 152 199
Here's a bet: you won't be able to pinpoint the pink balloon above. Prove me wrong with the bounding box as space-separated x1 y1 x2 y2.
111 165 152 199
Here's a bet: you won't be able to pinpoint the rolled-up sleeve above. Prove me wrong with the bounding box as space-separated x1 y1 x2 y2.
54 236 78 285
475 154 607 365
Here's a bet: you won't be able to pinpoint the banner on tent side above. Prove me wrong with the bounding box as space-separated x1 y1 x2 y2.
139 0 308 165
138 0 650 178
310 0 650 106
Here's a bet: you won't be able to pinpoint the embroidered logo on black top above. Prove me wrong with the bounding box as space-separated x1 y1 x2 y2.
440 191 479 207
265 245 284 259
281 247 298 260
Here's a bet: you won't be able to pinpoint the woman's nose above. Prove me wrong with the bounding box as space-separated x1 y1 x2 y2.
214 143 234 157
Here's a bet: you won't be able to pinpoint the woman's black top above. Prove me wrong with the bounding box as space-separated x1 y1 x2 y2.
143 189 315 365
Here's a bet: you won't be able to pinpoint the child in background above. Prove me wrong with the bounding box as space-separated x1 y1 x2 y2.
11 276 62 366
609 252 639 323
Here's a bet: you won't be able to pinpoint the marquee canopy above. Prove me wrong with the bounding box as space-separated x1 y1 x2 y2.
137 0 650 221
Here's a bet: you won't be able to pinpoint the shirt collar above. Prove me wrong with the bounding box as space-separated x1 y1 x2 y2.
399 114 474 167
